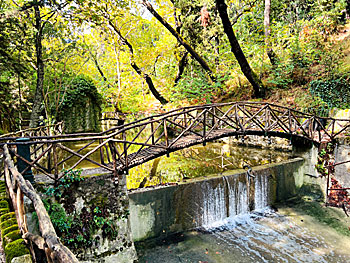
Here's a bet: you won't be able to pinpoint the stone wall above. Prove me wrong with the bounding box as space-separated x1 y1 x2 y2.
32 173 137 263
61 96 101 133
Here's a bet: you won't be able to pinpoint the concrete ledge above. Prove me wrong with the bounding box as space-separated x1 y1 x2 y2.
129 157 304 242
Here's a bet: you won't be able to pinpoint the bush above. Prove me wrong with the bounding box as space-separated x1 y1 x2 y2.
310 79 350 109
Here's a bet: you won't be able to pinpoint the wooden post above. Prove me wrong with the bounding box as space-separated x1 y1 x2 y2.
99 139 105 165
108 141 118 179
150 118 155 145
52 143 58 182
212 107 216 127
184 109 187 129
203 110 206 146
123 131 128 169
47 145 51 174
164 119 169 157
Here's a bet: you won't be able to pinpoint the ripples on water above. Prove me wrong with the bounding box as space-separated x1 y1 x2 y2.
137 209 350 263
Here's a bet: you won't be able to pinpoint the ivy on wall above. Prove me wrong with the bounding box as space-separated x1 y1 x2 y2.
38 169 121 250
57 75 103 133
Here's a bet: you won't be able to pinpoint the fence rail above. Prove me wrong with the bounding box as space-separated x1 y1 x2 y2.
2 145 79 263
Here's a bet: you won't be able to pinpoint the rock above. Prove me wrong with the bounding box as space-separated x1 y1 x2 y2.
11 254 32 263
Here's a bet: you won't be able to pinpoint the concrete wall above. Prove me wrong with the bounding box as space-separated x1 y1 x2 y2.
334 138 350 188
128 157 317 242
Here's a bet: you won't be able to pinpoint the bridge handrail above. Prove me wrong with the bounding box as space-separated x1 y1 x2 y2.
2 145 79 263
1 101 350 183
0 122 64 140
1 102 349 144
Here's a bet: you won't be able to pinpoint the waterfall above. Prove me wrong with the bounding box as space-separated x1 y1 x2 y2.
200 173 269 228
254 173 269 210
201 182 227 226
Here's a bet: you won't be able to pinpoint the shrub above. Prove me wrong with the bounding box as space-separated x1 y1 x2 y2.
310 79 350 109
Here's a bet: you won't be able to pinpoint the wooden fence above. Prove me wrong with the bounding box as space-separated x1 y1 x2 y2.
2 145 79 263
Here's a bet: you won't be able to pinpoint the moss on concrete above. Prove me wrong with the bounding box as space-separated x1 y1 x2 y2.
0 218 17 230
0 200 9 209
2 225 18 240
3 230 21 247
0 208 10 217
0 212 16 223
4 239 30 263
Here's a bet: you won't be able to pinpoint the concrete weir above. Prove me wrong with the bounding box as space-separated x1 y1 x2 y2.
128 157 310 242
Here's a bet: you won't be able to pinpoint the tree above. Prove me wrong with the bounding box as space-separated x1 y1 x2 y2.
216 0 266 98
264 0 278 66
73 0 169 105
142 0 216 82
19 0 67 128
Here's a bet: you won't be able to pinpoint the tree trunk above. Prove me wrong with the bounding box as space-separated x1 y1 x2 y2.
175 52 188 84
142 0 216 82
264 0 278 66
29 3 44 128
108 21 168 105
216 0 266 98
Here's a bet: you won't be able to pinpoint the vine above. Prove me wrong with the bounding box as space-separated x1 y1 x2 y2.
39 169 119 250
316 142 350 215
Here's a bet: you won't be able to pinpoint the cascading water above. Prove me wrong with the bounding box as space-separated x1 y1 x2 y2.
138 172 350 263
254 173 269 210
200 182 227 226
200 172 269 228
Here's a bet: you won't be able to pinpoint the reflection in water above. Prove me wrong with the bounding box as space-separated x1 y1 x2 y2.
137 210 350 263
42 137 291 190
127 142 292 189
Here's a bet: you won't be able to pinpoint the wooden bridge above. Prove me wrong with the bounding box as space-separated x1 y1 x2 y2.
1 101 350 182
1 101 350 262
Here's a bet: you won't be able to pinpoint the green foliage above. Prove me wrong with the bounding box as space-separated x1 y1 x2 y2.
309 79 350 109
59 76 102 109
42 169 118 250
56 75 102 133
4 239 30 263
45 169 84 199
170 71 228 104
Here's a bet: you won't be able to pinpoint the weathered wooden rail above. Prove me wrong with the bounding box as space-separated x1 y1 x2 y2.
2 145 79 263
0 122 63 139
1 102 350 183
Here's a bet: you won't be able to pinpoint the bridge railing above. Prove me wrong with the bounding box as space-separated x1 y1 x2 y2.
2 145 79 263
0 122 64 139
0 102 349 183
